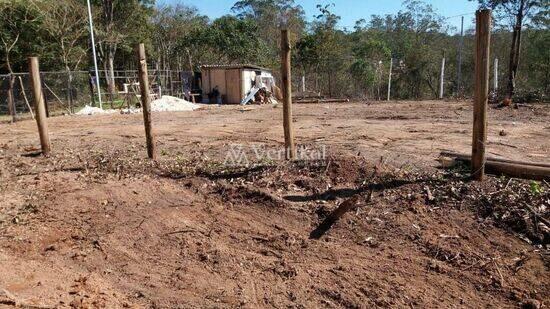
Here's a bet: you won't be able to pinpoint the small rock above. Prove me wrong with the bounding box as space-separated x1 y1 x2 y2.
424 186 435 202
499 129 507 136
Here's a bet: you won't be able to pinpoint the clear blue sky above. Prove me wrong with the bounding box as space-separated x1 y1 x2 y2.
156 0 479 33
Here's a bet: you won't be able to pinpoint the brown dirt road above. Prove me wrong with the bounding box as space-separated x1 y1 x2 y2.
0 100 548 308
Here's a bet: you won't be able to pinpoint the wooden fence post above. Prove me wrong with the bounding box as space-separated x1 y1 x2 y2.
439 56 446 99
281 29 296 160
494 57 499 92
387 58 393 101
137 43 157 160
472 9 492 180
28 57 51 156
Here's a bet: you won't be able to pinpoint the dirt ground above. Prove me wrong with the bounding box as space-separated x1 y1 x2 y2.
0 100 549 308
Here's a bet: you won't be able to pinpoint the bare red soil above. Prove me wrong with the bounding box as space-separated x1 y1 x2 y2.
0 100 548 308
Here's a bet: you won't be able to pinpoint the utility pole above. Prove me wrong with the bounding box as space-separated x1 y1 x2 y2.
86 0 102 109
457 16 464 97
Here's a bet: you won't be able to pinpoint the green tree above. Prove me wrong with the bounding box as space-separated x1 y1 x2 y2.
350 39 391 99
0 0 41 120
473 0 549 99
310 4 349 96
152 4 208 72
232 0 305 66
39 0 89 112
208 15 269 64
93 0 154 101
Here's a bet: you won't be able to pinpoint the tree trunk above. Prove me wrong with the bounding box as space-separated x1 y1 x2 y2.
66 67 74 114
7 74 16 123
107 49 116 105
102 58 112 105
328 71 332 98
88 72 96 107
507 5 524 99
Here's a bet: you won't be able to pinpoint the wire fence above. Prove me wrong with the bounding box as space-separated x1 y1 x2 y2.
2 56 547 121
0 69 186 120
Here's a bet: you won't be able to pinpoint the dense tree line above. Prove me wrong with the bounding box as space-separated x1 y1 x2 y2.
1 0 548 101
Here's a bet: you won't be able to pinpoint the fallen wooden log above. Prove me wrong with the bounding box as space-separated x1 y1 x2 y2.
293 95 324 100
440 152 550 180
295 98 350 104
310 196 360 239
484 161 550 180
441 151 550 168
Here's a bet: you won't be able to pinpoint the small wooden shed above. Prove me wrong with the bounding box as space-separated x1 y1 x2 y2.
201 64 274 104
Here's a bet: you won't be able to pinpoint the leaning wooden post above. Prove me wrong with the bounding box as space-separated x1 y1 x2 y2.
137 43 157 160
472 9 492 181
281 28 296 160
28 57 51 156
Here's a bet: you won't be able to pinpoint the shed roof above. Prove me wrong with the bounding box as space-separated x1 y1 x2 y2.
200 64 272 72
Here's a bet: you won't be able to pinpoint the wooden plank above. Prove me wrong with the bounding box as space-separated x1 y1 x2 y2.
28 57 51 156
137 43 157 160
472 9 492 181
281 29 296 160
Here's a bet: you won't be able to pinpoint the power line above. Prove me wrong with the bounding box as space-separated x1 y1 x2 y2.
443 12 476 20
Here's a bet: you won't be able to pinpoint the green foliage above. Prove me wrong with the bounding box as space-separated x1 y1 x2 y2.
350 39 391 96
530 181 544 195
182 15 269 65
0 0 43 73
231 0 305 66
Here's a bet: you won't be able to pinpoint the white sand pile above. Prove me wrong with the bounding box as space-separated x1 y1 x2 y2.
150 96 202 112
76 105 117 116
76 96 202 116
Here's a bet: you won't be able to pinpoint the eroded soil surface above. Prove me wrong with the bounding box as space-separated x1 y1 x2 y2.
0 100 549 308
